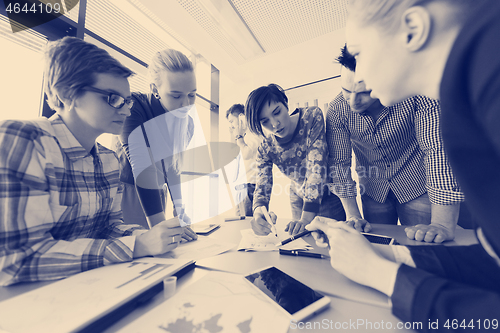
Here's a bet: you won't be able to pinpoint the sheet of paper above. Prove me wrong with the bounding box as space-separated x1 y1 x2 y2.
0 260 192 333
238 229 313 252
117 271 290 333
153 236 236 261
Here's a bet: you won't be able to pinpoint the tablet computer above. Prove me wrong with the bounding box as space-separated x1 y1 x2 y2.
244 266 330 321
361 232 399 245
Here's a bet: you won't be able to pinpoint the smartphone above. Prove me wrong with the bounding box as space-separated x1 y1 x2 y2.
361 232 399 245
244 266 330 321
191 223 220 235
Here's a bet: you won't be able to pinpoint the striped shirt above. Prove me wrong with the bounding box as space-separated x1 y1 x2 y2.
326 93 464 205
0 115 145 285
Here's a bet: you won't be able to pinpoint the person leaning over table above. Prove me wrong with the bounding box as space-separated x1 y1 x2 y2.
307 0 500 330
327 45 465 243
245 84 345 236
0 37 185 286
226 103 262 217
114 49 197 242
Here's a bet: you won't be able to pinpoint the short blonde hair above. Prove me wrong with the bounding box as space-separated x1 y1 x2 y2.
149 49 194 87
44 36 133 111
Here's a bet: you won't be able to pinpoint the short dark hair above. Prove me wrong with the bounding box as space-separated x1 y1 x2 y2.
44 36 134 112
245 83 288 137
336 44 356 72
225 103 245 119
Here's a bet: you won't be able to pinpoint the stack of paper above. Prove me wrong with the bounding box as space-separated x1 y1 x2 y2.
238 229 313 252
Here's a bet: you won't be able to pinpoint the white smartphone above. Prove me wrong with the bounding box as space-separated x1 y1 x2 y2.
191 223 220 235
244 266 330 321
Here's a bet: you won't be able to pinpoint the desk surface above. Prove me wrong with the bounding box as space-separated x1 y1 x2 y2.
0 218 477 333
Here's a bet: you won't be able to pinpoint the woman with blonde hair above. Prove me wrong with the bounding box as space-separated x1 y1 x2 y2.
116 49 197 241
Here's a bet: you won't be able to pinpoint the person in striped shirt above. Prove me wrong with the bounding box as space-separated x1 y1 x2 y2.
0 37 184 285
326 45 464 242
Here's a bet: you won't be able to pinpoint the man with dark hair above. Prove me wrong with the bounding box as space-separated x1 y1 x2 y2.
226 104 260 216
326 45 465 242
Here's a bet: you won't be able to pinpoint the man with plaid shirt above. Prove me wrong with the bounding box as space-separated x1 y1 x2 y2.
327 45 465 243
0 37 184 285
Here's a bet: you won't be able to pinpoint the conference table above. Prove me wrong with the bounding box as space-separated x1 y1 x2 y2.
0 217 478 333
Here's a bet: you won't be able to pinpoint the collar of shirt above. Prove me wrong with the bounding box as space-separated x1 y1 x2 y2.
49 114 98 161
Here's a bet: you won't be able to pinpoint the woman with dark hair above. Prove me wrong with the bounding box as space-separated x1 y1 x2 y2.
245 84 345 236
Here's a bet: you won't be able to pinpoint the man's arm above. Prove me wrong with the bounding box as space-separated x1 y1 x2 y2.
326 98 358 200
412 96 464 242
325 97 370 231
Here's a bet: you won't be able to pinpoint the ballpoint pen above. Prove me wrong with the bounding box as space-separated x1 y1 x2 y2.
224 216 246 222
260 206 278 238
279 249 329 259
275 230 312 247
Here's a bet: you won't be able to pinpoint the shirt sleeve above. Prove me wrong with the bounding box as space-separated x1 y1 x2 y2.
95 178 145 239
0 123 139 285
326 95 358 198
392 264 500 330
301 107 329 213
414 96 464 205
252 140 274 213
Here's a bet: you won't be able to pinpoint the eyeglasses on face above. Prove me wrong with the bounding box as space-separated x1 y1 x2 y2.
82 86 134 109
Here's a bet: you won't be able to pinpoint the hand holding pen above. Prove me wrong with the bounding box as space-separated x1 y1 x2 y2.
251 206 278 237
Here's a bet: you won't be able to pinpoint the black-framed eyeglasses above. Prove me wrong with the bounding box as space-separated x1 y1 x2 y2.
82 86 134 110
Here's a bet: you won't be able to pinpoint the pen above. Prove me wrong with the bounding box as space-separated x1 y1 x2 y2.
279 249 329 259
275 230 312 247
224 216 246 222
260 206 278 238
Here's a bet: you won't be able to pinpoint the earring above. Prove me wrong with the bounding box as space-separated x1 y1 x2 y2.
154 93 161 100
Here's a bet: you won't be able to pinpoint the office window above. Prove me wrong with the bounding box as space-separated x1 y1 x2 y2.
0 15 47 121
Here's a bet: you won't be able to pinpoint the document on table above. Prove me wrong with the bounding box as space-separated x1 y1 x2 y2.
238 229 313 252
152 236 235 261
116 271 290 333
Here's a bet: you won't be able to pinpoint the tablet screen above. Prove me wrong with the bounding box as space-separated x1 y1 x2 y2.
244 267 325 315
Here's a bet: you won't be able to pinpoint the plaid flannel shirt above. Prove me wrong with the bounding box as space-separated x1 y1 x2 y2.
326 93 464 205
0 115 145 285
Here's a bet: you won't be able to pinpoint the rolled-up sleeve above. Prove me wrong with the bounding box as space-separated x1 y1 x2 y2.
326 95 357 199
414 96 464 205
